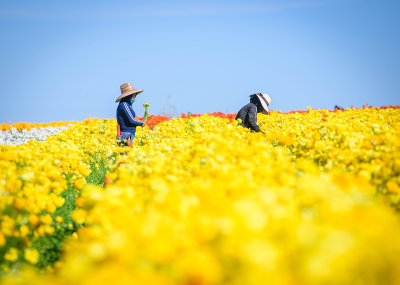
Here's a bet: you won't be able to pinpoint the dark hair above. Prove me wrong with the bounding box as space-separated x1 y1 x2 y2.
250 95 262 108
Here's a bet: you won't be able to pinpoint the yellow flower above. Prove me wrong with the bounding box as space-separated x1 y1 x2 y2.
5 248 19 262
19 225 30 238
28 214 39 226
24 248 39 264
55 216 64 223
44 225 55 235
71 209 87 224
74 177 86 190
40 214 53 225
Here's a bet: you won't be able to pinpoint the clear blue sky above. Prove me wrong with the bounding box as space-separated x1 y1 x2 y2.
0 0 399 123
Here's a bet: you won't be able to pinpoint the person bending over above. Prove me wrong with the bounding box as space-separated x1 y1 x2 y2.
235 93 271 132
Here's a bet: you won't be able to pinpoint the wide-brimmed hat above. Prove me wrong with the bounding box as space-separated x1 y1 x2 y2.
115 82 143 103
250 93 271 113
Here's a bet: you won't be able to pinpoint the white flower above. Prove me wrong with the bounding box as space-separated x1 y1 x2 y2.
0 126 70 146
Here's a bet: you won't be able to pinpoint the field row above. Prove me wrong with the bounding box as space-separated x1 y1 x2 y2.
1 107 400 284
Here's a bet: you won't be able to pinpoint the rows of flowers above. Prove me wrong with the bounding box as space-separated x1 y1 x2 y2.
1 107 400 284
135 113 237 129
0 126 73 146
0 121 77 131
0 119 121 274
257 107 400 207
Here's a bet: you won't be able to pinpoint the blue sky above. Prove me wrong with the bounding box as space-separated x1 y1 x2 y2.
0 0 399 123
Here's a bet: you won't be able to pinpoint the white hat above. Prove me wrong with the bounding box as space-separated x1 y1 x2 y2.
250 93 271 113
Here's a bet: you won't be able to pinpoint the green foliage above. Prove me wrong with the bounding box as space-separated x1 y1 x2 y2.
85 154 110 186
185 112 195 134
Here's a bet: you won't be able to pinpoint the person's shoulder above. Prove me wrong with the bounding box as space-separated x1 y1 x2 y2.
117 102 130 112
238 103 254 112
119 102 130 108
247 103 257 110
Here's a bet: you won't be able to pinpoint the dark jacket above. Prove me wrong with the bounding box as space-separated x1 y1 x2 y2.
235 103 261 132
116 96 143 138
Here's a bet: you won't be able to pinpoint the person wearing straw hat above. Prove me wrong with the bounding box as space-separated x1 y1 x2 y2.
115 82 144 147
235 93 271 133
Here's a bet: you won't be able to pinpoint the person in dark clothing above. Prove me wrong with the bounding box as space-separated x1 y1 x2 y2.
334 105 344 111
235 93 271 132
115 82 144 147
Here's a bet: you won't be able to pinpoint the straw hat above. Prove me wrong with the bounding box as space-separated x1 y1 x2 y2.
115 82 143 103
250 93 271 113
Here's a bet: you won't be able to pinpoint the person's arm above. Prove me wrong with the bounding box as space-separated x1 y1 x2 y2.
121 102 144 127
247 105 261 132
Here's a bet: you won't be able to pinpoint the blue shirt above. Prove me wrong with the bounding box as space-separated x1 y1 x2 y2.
116 100 143 138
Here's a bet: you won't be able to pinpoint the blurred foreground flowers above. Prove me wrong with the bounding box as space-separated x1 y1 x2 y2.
0 118 119 273
1 107 400 284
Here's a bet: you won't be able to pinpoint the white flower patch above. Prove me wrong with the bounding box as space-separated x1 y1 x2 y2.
0 126 72 146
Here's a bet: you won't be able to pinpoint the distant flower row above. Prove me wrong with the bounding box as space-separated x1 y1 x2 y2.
0 121 76 131
3 106 397 132
0 126 72 146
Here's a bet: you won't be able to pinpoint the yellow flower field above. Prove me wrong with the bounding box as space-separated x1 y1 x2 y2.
1 107 400 284
0 118 118 273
